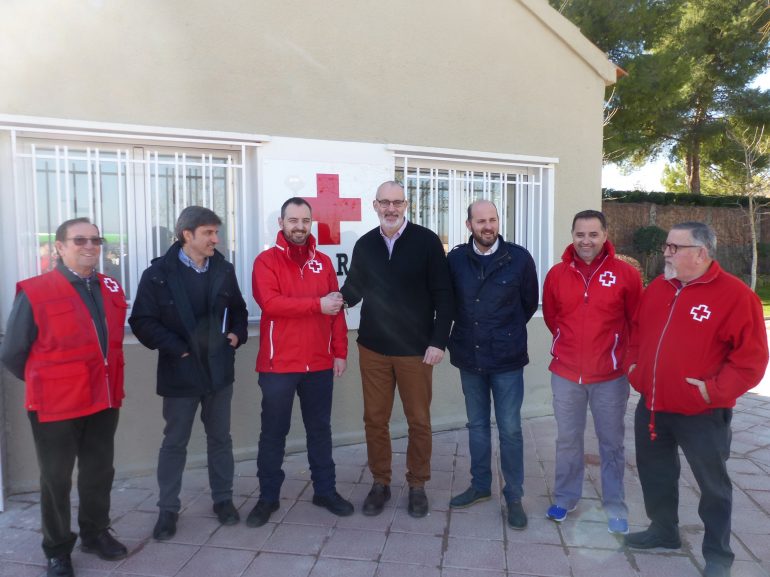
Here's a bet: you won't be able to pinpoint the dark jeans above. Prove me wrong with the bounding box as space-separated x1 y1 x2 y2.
257 370 335 502
157 385 235 512
634 398 734 567
29 408 119 559
460 368 524 502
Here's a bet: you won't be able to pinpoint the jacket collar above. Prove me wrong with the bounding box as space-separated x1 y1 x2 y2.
273 230 317 261
665 259 722 288
561 239 616 265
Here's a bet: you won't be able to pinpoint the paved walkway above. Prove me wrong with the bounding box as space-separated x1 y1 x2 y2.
1 387 770 577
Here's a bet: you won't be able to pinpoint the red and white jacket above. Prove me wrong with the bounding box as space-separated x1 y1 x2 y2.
252 232 347 373
20 269 127 422
543 241 642 384
627 261 768 418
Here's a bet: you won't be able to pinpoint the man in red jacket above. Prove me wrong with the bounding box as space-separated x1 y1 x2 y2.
624 222 768 577
249 197 353 527
543 210 642 535
1 218 128 577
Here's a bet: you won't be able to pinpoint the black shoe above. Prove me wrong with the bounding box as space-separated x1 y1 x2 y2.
47 554 74 577
152 510 178 541
449 487 492 509
624 527 681 550
312 491 355 516
362 482 391 516
246 499 279 528
506 500 528 530
213 500 240 525
408 487 429 518
80 529 128 560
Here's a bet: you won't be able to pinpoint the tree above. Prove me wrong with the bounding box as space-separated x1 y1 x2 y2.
552 0 770 194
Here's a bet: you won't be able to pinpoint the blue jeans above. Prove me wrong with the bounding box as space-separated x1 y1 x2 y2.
257 370 336 502
459 368 524 503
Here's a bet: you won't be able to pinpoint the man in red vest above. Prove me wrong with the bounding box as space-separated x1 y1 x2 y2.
1 218 129 577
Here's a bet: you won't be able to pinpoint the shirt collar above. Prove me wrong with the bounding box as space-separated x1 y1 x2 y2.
178 247 209 273
473 237 499 256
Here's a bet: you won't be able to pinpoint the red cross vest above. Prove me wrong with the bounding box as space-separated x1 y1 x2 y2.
19 269 127 422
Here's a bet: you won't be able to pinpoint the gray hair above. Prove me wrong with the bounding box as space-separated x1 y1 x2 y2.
175 206 222 245
376 180 405 199
671 221 717 258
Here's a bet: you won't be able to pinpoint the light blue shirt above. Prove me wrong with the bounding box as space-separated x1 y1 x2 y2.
178 247 209 273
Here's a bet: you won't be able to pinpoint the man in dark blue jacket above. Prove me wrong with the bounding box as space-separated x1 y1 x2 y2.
129 206 248 541
447 200 538 529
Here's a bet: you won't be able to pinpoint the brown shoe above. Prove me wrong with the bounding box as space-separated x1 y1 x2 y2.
362 482 391 516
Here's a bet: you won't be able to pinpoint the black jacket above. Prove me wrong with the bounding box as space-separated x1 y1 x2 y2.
129 243 248 397
341 222 454 356
447 237 538 374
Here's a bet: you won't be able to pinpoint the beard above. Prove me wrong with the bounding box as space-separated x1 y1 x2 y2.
664 262 677 280
473 231 497 248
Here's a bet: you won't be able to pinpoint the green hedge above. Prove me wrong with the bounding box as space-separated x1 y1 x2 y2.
603 189 753 207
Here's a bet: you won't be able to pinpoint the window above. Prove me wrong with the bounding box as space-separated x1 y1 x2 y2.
394 150 554 292
6 125 257 313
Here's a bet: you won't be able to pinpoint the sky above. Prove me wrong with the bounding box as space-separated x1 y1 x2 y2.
601 68 770 192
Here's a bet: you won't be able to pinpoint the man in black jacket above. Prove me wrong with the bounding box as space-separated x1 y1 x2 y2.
340 180 453 518
129 206 248 541
446 200 538 529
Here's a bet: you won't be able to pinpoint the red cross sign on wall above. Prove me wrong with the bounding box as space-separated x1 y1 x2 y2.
301 174 362 245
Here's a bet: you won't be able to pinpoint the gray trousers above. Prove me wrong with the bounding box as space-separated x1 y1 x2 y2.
551 373 629 518
157 385 235 513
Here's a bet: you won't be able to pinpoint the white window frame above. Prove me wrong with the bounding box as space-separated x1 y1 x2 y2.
0 116 267 322
390 144 556 294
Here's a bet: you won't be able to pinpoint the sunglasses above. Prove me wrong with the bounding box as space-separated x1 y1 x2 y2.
66 236 105 246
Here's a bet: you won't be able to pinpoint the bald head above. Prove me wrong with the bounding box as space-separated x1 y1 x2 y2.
467 200 498 222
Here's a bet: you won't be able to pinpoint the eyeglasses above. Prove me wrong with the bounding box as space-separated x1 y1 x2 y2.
661 242 702 255
375 199 407 208
66 236 105 246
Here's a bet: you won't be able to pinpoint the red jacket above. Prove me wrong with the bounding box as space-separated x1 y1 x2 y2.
627 261 768 417
20 269 127 422
543 241 642 384
252 232 347 373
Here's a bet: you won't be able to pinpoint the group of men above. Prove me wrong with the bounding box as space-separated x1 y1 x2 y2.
0 180 766 577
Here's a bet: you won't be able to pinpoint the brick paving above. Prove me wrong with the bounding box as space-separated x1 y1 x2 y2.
1 387 770 577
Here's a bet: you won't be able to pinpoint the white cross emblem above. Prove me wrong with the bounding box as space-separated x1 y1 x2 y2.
690 304 712 322
307 260 323 274
102 278 120 293
599 271 616 287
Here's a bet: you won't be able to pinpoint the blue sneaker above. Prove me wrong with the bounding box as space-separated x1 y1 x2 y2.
608 517 629 534
546 504 575 522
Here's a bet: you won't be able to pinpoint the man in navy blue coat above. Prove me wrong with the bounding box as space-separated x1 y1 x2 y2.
446 200 539 529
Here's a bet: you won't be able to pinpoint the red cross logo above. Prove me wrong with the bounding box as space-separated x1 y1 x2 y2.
301 174 361 245
307 260 323 273
690 304 712 322
102 277 121 293
599 271 616 287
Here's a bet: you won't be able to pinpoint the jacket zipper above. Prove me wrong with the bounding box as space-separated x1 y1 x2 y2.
88 278 113 407
648 286 682 440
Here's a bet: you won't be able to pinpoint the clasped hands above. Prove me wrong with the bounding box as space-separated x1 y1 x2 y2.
320 291 344 315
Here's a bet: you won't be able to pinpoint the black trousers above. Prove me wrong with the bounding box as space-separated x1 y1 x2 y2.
29 408 119 558
634 398 734 567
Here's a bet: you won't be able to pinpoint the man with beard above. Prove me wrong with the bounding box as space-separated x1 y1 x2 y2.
130 206 249 540
248 197 353 527
446 200 538 529
624 222 768 577
542 210 642 534
340 180 453 518
1 218 129 577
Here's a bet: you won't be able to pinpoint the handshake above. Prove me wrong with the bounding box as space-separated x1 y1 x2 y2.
320 291 345 315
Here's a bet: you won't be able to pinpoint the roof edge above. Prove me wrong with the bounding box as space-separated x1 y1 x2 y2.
518 0 619 86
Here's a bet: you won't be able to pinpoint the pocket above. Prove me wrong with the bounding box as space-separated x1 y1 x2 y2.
36 361 92 414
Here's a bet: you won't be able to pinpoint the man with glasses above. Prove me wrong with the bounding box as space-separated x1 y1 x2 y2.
624 222 768 577
340 180 454 518
1 218 129 577
446 200 539 530
542 210 642 534
130 206 248 541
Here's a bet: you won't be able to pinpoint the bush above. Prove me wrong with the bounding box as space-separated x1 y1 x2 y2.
633 226 667 255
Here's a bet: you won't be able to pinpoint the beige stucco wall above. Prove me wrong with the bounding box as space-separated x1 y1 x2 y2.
0 0 610 493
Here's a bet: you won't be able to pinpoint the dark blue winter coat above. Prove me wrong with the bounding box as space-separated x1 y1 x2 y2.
447 237 538 374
